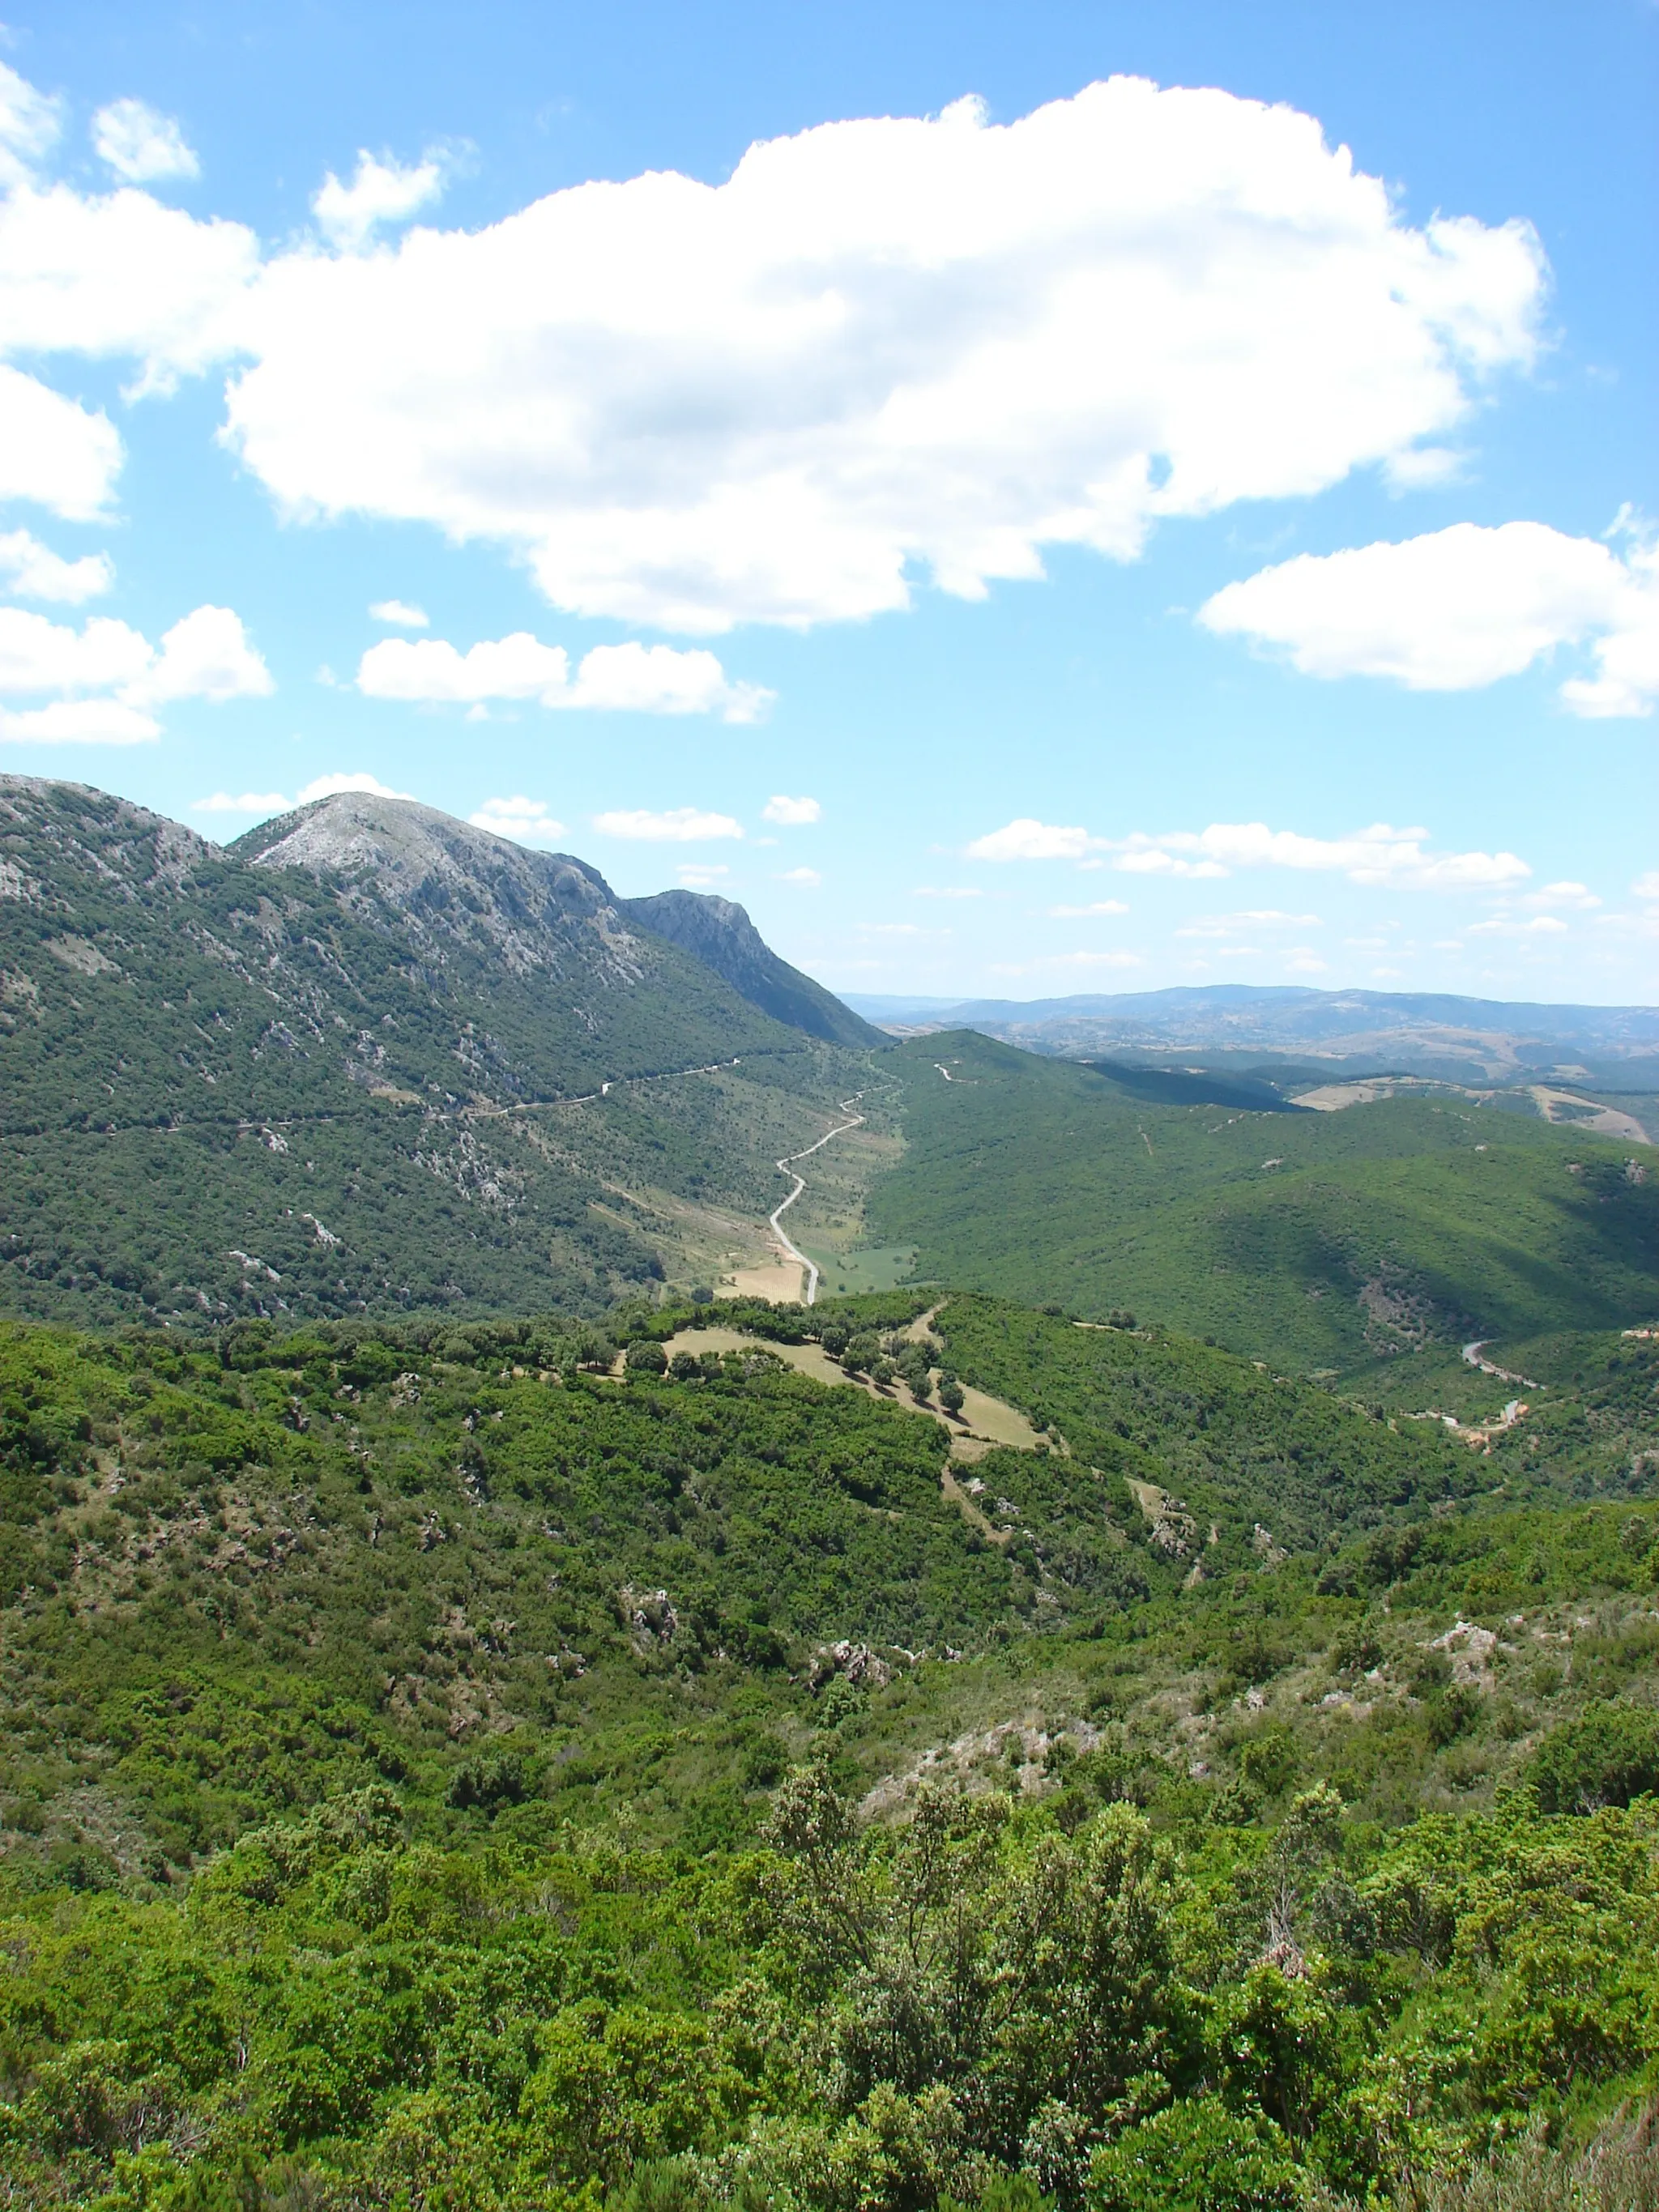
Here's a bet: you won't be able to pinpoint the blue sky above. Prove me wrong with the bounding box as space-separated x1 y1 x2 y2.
0 0 1654 1004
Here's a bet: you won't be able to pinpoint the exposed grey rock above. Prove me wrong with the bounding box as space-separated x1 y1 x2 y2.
621 887 882 1047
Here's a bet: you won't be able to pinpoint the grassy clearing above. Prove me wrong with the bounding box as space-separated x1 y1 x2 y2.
798 1239 919 1294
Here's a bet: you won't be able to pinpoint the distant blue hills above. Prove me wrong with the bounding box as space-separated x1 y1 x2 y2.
843 982 1659 1084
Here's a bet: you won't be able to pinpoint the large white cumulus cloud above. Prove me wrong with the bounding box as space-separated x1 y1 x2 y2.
0 73 1546 630
224 83 1545 630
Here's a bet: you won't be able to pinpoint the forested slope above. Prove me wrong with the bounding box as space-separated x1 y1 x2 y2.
867 1031 1659 1379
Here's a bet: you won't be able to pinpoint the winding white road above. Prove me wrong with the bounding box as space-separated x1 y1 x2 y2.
768 1093 866 1305
1462 1340 1537 1388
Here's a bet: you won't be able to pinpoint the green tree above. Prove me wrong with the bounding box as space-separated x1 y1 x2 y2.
1529 1702 1659 1812
1086 2095 1303 2212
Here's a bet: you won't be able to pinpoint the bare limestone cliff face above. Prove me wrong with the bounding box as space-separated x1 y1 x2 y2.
239 794 641 985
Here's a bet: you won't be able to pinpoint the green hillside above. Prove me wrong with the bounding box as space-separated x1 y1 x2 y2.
867 1031 1659 1381
0 779 872 1328
8 788 1659 2206
1 1298 1657 2206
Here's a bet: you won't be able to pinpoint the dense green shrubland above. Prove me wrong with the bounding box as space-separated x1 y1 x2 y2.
1 1298 1657 2208
4 1772 1659 2209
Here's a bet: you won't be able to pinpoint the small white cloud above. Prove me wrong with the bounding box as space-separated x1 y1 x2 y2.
593 807 743 842
356 632 767 720
192 772 412 815
1049 898 1130 917
468 795 567 846
1383 445 1464 491
1595 905 1659 944
1634 871 1659 904
0 602 267 733
677 863 731 888
192 790 291 815
1114 849 1230 879
0 369 124 522
0 531 113 604
1284 948 1329 974
313 149 450 251
1520 880 1599 910
763 794 821 825
359 632 568 702
1200 520 1659 718
126 605 273 705
1111 822 1527 891
569 641 772 721
369 599 429 629
0 607 151 693
92 98 199 185
1468 913 1568 937
296 771 413 803
1175 908 1322 938
0 699 159 744
0 62 62 185
776 865 821 886
966 818 1099 863
973 818 1525 890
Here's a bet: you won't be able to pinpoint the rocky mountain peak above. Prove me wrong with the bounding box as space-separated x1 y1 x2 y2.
235 791 641 982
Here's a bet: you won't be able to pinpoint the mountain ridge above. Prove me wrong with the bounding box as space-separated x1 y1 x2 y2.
235 792 881 1049
0 778 873 1326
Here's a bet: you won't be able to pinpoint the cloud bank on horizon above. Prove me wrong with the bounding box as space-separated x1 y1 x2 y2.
964 817 1530 891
